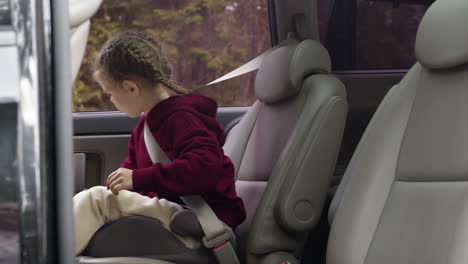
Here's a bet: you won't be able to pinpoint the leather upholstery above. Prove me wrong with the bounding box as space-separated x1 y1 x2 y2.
415 0 468 69
365 181 468 264
397 66 468 182
224 40 347 263
245 74 346 264
328 1 468 263
223 102 262 180
327 66 421 263
329 64 468 264
254 40 332 104
231 180 268 261
234 96 305 182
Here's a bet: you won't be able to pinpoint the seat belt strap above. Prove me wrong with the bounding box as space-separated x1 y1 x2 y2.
143 122 171 165
144 122 239 264
192 37 298 91
180 196 239 264
179 195 226 242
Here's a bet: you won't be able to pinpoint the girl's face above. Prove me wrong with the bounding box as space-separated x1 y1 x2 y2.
94 71 142 118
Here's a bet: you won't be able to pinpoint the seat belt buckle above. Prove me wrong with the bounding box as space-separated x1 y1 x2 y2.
212 241 239 264
202 229 232 248
202 230 239 264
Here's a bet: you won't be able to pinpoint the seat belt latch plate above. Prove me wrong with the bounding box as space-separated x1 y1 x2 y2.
202 229 232 248
212 241 239 264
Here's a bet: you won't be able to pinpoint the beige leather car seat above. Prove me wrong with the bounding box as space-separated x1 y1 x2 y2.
327 0 468 263
224 39 347 264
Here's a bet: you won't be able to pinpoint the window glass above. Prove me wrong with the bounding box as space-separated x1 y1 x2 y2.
0 102 19 264
73 0 271 111
319 0 429 70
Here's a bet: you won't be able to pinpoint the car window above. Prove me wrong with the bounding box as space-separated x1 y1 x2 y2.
73 0 271 112
318 0 429 71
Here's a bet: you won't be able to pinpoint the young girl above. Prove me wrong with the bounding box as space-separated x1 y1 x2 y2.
73 31 246 255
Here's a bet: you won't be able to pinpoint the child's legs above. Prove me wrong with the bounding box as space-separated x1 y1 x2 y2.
73 186 200 255
116 190 181 229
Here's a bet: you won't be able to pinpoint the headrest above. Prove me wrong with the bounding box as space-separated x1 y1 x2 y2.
415 0 468 69
255 40 331 104
69 0 102 28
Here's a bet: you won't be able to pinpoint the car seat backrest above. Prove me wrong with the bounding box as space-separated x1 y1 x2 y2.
327 1 468 263
224 40 347 263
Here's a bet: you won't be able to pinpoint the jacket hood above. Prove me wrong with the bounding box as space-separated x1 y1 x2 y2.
145 94 225 143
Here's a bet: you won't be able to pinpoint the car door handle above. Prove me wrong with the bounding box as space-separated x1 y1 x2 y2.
74 153 86 193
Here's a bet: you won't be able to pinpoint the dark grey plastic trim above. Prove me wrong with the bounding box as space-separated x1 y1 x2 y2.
216 107 249 129
73 107 250 135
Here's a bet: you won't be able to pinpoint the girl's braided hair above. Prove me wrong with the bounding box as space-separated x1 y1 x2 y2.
94 31 190 95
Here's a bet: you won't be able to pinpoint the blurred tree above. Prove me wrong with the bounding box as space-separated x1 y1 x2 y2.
73 0 270 111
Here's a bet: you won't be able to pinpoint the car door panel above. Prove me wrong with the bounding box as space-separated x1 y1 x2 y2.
73 107 249 189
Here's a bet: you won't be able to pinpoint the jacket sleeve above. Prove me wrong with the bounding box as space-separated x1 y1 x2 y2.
131 111 225 195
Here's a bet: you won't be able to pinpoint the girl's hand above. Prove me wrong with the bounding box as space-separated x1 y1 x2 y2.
107 168 133 195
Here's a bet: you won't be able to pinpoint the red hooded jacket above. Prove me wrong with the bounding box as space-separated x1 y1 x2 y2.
121 94 246 230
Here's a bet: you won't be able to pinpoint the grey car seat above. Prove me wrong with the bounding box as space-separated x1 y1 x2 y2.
327 0 468 263
77 39 348 264
224 40 347 264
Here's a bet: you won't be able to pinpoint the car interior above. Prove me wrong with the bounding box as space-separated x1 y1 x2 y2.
2 0 468 263
76 37 348 264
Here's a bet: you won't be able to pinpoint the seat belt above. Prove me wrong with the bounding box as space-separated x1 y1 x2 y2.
191 36 298 92
144 122 239 264
142 37 299 264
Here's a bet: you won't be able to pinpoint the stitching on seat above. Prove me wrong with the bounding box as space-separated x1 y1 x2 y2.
362 65 423 263
330 84 398 221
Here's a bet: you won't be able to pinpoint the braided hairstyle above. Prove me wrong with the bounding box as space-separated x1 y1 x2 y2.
94 31 190 95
